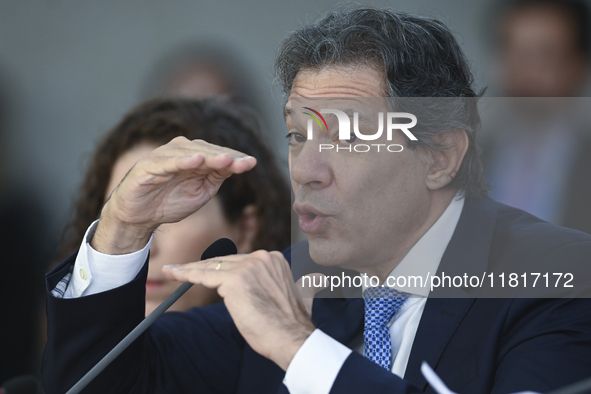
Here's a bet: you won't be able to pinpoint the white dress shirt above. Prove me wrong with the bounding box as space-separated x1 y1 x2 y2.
59 220 151 299
55 197 464 393
283 196 464 393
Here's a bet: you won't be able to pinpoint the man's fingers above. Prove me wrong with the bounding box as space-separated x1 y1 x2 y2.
228 155 257 173
133 136 256 175
162 255 240 281
161 251 286 294
162 265 226 289
172 137 257 168
136 153 256 185
199 153 256 175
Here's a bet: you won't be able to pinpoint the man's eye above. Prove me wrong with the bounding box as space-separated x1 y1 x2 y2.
285 132 306 145
343 134 358 144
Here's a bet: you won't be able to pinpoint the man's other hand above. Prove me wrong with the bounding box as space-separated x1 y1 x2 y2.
162 250 327 370
91 137 256 255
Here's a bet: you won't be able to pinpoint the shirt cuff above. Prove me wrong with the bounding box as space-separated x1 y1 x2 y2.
283 329 352 394
63 219 152 298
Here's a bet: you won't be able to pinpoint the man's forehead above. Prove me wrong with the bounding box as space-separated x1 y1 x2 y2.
288 65 387 101
284 97 390 121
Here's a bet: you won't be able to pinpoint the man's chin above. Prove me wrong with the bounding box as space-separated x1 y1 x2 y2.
307 238 351 268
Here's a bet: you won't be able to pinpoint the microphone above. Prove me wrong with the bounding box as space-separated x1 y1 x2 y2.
65 238 237 394
0 375 39 394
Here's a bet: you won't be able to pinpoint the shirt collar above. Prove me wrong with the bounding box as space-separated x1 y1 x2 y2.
362 195 465 297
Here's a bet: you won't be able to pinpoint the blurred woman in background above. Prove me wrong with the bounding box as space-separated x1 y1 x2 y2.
57 98 291 315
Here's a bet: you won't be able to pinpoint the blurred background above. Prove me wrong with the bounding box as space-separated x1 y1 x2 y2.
0 0 510 238
1 0 590 391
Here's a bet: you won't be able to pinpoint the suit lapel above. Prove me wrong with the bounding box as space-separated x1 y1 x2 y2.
312 296 364 345
287 198 500 390
404 197 498 389
403 297 475 388
289 240 365 345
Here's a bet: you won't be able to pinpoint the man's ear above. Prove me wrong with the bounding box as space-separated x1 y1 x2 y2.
425 130 469 191
235 204 259 253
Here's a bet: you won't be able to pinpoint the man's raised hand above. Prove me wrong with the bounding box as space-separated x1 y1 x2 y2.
91 137 256 255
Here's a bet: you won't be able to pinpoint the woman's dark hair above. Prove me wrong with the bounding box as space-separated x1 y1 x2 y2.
56 98 290 262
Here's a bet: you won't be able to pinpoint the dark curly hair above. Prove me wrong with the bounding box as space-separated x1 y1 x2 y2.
275 7 488 198
56 98 291 262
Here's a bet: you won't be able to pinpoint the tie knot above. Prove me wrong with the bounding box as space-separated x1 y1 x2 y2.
363 287 408 329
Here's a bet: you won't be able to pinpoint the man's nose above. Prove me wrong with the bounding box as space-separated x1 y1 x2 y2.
290 139 333 190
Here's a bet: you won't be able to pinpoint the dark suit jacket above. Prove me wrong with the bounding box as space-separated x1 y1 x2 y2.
43 197 591 393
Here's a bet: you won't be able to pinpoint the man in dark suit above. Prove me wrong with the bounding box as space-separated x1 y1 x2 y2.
43 7 591 394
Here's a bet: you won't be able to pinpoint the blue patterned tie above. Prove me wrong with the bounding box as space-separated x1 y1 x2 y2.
363 286 409 370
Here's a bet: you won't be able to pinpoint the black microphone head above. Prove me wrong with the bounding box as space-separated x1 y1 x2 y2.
201 238 237 260
1 375 39 394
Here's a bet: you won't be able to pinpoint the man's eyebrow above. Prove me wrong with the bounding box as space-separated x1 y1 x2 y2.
283 105 374 123
340 108 373 124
